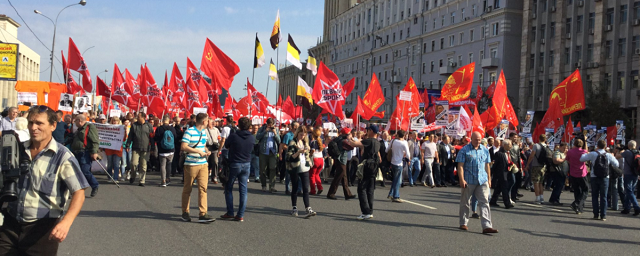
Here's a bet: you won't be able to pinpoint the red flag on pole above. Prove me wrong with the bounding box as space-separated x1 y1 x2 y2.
282 96 295 118
504 98 519 127
141 64 165 117
124 69 141 101
61 51 81 94
607 126 617 146
312 62 345 120
95 76 110 97
492 70 508 118
67 38 92 92
472 105 484 136
472 84 483 104
343 78 355 99
440 62 475 103
564 117 574 143
361 73 385 119
549 69 586 116
200 38 240 92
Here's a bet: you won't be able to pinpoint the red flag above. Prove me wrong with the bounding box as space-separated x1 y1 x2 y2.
607 126 617 145
440 62 475 103
549 69 586 115
472 105 484 136
139 65 147 97
247 79 270 113
182 74 207 114
362 73 385 119
395 77 422 118
124 69 141 101
485 82 496 97
356 96 381 121
277 95 283 108
343 78 355 99
504 97 519 127
200 38 240 92
207 85 224 119
282 96 295 118
67 38 92 92
473 84 483 104
534 101 564 141
141 64 165 117
492 70 508 118
481 106 500 131
312 62 345 119
425 105 436 124
564 117 574 143
111 64 137 110
170 62 186 100
95 76 110 97
186 57 202 84
61 51 81 94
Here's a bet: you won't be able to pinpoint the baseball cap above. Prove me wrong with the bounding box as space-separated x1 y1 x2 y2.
366 124 379 134
97 114 106 120
340 127 352 135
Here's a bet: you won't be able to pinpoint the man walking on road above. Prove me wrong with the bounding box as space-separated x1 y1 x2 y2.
71 114 100 197
220 117 254 222
457 131 498 234
580 139 619 221
621 140 640 215
125 113 154 186
349 125 381 220
180 113 215 223
256 118 280 193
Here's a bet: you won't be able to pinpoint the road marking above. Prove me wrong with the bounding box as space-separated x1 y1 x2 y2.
521 203 565 212
402 199 437 210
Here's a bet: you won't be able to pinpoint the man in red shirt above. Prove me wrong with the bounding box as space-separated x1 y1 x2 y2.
565 139 588 214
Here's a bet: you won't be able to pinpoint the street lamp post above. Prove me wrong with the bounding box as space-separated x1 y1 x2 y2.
34 0 87 82
376 35 398 122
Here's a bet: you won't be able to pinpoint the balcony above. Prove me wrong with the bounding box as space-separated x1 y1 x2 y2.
439 66 455 76
481 58 500 68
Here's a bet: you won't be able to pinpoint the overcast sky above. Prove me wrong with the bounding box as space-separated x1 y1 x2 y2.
1 0 324 102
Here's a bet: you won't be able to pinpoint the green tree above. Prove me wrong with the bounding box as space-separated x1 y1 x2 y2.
583 83 629 127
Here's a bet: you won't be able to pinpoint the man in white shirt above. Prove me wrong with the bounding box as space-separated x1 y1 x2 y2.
0 107 18 136
421 134 439 188
386 130 410 202
347 130 360 186
579 139 619 221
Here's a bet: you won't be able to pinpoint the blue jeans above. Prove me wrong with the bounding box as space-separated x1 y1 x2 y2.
251 155 260 180
623 175 640 211
591 177 609 218
76 151 99 189
409 157 421 185
285 172 302 193
106 154 121 180
225 162 250 218
121 149 132 178
388 164 403 199
609 176 624 210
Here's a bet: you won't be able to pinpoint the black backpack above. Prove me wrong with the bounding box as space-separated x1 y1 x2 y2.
536 143 554 168
592 152 610 178
328 136 345 160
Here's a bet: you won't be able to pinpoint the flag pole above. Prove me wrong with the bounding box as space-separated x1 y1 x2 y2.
276 46 281 128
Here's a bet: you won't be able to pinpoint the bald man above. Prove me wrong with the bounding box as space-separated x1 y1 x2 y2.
455 132 498 234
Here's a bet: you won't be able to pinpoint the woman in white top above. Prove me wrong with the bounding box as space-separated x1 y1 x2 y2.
386 130 410 202
286 126 316 218
14 117 29 142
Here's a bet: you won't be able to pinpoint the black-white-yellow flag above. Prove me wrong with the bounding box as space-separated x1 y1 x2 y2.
269 59 279 82
306 51 317 76
286 34 302 69
270 10 281 50
254 33 265 68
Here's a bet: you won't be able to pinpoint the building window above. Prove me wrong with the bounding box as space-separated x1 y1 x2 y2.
479 73 484 87
619 72 626 90
460 32 464 44
385 54 389 63
549 50 555 66
605 40 613 58
384 88 387 97
605 73 612 89
433 18 436 29
589 13 595 30
540 24 546 39
539 52 545 68
576 15 583 33
587 44 593 61
575 45 582 61
431 40 435 51
550 22 555 36
451 12 455 24
565 18 572 34
494 0 501 8
619 38 627 57
537 80 543 97
606 8 614 25
431 61 435 72
384 71 388 81
621 5 628 24
458 55 463 66
449 35 455 46
441 15 445 26
490 48 498 58
439 59 443 67
440 38 445 49
422 63 426 74
531 26 537 42
635 2 640 20
491 22 499 36
633 36 640 52
530 54 536 67
473 4 477 16
438 80 443 89
632 70 639 89
489 72 497 84
470 29 474 41
399 30 403 40
429 81 434 89
461 8 465 19
481 26 486 38
469 53 474 63
393 33 396 42
564 47 570 64
480 50 485 59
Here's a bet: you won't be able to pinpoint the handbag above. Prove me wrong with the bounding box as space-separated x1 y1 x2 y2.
179 131 204 167
356 162 365 180
375 168 384 182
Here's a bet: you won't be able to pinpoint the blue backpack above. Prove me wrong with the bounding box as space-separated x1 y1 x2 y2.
161 128 175 150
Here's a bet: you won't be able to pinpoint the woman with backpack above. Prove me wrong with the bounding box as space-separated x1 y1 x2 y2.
154 115 178 187
286 126 317 217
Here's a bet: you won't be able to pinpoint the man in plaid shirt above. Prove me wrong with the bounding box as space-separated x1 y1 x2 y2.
0 106 89 255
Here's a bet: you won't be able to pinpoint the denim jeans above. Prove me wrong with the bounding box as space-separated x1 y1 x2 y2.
285 172 302 193
121 149 132 178
106 154 122 180
75 151 99 189
623 175 640 211
251 155 260 180
225 162 250 218
548 171 566 203
591 177 609 218
409 157 421 185
388 164 403 199
609 176 624 210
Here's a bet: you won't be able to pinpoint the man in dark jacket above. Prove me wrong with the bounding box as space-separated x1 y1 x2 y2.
220 117 255 221
155 115 178 187
435 136 448 187
125 112 153 186
489 139 515 209
172 116 185 176
71 114 100 197
509 133 524 201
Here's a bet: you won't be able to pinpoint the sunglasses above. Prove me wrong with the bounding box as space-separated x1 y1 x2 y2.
33 105 53 112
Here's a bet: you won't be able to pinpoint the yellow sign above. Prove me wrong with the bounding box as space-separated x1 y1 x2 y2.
0 43 18 81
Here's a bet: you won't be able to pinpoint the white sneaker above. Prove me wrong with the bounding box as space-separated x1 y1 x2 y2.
364 214 373 219
305 207 316 218
356 214 366 220
291 208 298 217
357 214 373 220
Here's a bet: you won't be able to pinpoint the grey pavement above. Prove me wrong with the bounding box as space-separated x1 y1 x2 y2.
60 173 640 256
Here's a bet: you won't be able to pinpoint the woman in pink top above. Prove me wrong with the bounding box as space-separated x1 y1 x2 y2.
565 139 589 214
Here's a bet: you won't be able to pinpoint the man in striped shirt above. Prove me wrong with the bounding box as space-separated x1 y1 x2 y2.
180 113 215 223
0 106 89 254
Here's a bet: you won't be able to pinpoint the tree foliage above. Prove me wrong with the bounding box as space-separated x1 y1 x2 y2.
583 83 628 127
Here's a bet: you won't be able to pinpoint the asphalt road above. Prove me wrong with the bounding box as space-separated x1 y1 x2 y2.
59 172 640 256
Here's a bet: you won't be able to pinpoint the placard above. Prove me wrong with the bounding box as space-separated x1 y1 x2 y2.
545 128 555 149
17 92 38 106
554 125 564 144
323 122 338 137
58 93 74 112
109 109 122 118
585 125 597 148
410 111 425 131
435 101 449 126
522 110 534 133
73 95 92 114
399 91 412 101
616 120 624 140
94 123 126 150
446 109 460 130
496 120 509 139
341 118 354 129
599 127 608 143
0 43 18 81
193 107 207 115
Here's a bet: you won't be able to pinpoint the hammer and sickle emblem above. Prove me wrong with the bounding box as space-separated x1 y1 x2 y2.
206 52 213 62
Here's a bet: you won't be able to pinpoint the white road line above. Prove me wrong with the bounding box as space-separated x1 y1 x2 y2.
402 199 437 210
521 203 565 212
